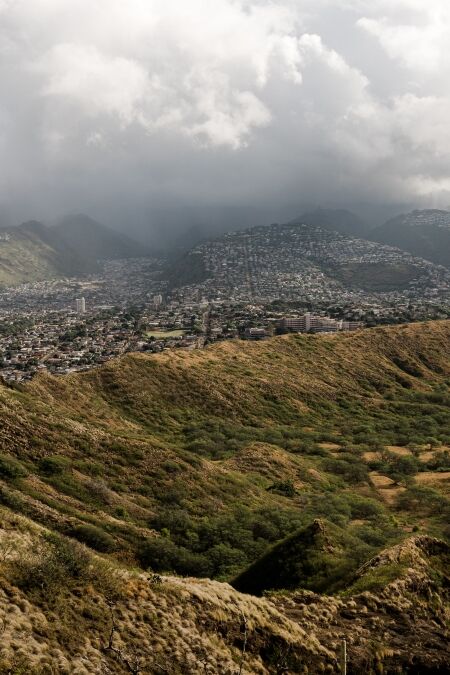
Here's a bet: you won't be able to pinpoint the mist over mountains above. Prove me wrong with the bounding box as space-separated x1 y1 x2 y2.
1 207 449 289
0 215 150 287
371 210 450 268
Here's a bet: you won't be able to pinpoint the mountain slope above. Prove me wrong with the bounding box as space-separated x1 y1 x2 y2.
0 216 147 287
232 519 370 595
2 504 447 673
0 321 449 670
271 534 450 673
55 214 148 261
371 209 450 267
167 221 450 300
0 220 90 286
0 321 449 578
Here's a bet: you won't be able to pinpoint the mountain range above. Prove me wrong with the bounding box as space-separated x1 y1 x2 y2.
1 207 450 290
168 219 449 300
370 209 450 268
0 215 148 287
0 321 449 671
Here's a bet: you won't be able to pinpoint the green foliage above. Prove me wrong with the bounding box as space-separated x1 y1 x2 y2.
344 563 406 595
69 524 116 553
0 454 27 480
267 480 296 497
232 520 374 596
322 455 369 485
139 537 212 576
396 486 449 516
38 455 72 476
11 532 91 594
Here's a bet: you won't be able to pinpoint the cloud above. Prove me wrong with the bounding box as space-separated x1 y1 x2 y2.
0 0 449 234
25 0 303 149
357 3 450 74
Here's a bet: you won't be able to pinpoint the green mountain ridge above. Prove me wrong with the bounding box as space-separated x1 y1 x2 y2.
0 321 449 671
0 216 148 287
233 519 355 596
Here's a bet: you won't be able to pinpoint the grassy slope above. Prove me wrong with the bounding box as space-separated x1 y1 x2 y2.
0 507 448 673
0 229 63 286
0 321 449 672
0 321 448 581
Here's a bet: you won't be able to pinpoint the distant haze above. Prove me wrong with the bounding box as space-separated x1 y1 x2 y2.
1 1 450 245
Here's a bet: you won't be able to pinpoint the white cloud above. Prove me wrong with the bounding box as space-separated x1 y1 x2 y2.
0 0 450 225
357 2 450 74
18 0 305 148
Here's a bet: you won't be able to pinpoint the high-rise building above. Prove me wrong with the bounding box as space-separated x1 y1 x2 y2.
76 297 86 314
153 294 163 308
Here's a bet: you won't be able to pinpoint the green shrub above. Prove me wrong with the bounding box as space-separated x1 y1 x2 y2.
69 524 116 553
12 532 91 594
0 454 27 480
139 537 212 576
345 563 406 595
267 480 296 497
38 455 71 476
323 456 369 485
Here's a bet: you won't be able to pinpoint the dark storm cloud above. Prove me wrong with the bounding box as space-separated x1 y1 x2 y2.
0 0 449 241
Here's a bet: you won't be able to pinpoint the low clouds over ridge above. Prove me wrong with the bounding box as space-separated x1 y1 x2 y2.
0 0 449 237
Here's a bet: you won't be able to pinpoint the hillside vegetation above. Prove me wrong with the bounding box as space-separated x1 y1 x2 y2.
0 216 147 287
0 321 449 671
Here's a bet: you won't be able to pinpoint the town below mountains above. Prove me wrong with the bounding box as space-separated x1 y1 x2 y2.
0 207 449 672
0 208 449 383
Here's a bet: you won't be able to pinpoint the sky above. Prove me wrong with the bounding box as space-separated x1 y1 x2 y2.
1 0 450 244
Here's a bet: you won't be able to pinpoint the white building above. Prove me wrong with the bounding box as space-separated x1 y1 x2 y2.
76 297 86 314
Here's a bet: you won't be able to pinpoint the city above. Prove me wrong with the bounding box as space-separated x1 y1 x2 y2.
0 238 448 382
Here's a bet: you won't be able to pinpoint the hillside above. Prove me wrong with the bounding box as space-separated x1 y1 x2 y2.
232 519 358 595
0 511 448 673
0 216 147 287
55 214 148 261
167 221 450 301
0 221 90 287
371 209 450 267
0 321 449 670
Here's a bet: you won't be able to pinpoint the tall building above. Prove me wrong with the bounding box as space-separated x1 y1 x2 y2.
76 297 86 314
153 294 163 308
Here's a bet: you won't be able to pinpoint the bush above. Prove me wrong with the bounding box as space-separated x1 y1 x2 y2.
69 524 116 553
348 496 384 520
0 454 27 480
267 480 296 497
384 455 420 483
38 455 71 476
12 533 91 594
139 537 211 576
323 456 369 485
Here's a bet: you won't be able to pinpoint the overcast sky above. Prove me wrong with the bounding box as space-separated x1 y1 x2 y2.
1 0 449 242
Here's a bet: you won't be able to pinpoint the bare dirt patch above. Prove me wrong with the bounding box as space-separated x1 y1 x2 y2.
370 472 395 488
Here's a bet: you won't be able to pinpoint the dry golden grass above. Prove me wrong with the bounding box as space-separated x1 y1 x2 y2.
386 446 412 456
0 506 336 674
369 472 396 488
